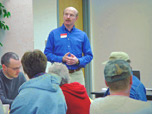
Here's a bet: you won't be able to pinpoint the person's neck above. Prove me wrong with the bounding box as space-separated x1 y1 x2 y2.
64 24 74 31
109 90 130 97
32 72 46 79
2 70 13 80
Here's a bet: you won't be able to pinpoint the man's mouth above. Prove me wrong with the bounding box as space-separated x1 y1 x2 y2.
66 20 70 22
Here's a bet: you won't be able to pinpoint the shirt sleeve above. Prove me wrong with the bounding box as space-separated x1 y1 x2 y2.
78 33 93 67
44 32 63 63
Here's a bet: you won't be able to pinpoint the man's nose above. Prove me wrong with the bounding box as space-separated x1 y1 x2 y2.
67 15 70 18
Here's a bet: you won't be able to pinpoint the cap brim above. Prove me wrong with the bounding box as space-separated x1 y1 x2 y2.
102 60 109 65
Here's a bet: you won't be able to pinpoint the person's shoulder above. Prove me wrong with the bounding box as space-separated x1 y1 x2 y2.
132 75 145 87
132 75 142 84
129 98 152 107
92 97 105 105
75 27 85 33
74 28 88 38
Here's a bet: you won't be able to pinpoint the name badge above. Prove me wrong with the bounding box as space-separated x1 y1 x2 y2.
60 33 67 38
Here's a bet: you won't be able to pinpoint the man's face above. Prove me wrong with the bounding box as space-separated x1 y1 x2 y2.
2 58 21 79
63 8 78 27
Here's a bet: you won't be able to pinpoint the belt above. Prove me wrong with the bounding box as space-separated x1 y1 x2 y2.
69 68 81 73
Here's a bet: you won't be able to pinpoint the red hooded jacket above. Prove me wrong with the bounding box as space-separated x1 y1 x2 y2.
61 82 91 114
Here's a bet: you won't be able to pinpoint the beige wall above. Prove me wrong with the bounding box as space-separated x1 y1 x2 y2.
0 0 57 72
33 0 57 52
0 0 57 57
0 0 34 58
33 0 57 71
90 0 152 92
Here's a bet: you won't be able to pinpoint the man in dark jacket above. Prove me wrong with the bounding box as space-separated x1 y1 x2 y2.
0 52 26 105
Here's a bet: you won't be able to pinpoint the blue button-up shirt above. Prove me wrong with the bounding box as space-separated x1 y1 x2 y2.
44 24 93 70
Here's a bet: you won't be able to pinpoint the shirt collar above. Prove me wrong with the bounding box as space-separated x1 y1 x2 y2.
62 24 75 32
32 72 46 79
2 70 13 80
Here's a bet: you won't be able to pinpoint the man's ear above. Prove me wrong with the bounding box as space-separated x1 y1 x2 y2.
105 80 108 87
130 75 133 85
2 64 6 70
76 16 78 21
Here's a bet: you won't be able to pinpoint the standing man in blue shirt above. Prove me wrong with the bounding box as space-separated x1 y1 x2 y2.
44 7 93 85
103 51 147 101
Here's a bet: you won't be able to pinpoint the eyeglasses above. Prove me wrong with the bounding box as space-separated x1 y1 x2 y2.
64 13 75 18
6 66 21 71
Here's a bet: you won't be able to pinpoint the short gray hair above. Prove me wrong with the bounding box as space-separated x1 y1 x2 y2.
48 62 70 86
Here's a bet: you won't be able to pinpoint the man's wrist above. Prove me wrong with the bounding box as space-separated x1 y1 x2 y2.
62 57 66 63
76 60 80 65
62 59 65 63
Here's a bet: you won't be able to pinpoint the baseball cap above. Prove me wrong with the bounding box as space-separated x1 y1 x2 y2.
102 52 131 64
104 60 131 82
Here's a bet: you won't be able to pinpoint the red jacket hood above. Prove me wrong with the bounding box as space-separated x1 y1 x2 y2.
61 82 88 99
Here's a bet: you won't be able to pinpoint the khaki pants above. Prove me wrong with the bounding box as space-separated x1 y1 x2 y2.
69 69 85 86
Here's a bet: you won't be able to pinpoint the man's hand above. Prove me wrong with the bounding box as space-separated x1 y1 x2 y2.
62 52 70 63
62 53 79 65
66 54 79 65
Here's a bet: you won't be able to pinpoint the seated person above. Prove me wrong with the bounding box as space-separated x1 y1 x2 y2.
10 50 67 114
0 52 26 105
90 60 152 114
103 51 147 101
48 62 91 114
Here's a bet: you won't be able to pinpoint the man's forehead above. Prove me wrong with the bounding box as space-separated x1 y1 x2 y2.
64 9 75 13
9 58 21 65
64 7 77 13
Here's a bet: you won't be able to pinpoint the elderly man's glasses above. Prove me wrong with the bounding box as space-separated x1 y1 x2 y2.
6 66 21 71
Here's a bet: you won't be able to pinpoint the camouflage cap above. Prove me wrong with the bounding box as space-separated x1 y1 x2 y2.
104 60 131 82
